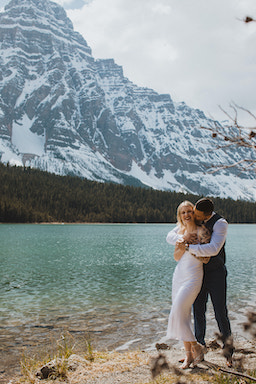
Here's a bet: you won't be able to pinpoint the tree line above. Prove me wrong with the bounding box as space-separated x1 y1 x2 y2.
0 163 255 223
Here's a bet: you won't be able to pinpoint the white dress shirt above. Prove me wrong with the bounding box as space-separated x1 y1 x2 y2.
166 213 228 258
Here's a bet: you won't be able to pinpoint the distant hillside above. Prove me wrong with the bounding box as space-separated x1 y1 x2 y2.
0 164 255 223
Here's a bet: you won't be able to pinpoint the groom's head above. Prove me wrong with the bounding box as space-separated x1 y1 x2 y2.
194 198 214 224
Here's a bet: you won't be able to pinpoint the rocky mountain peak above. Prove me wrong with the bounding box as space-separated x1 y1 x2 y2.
0 0 255 201
2 0 91 54
5 0 71 27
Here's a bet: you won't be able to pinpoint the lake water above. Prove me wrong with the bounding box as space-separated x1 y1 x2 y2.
1 224 256 368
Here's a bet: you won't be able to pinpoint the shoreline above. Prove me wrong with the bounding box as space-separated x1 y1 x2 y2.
1 302 255 383
1 310 255 382
3 337 256 384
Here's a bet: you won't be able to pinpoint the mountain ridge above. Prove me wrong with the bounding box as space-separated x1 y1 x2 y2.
0 0 255 200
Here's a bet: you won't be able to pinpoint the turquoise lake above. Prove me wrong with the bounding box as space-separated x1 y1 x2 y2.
0 223 256 360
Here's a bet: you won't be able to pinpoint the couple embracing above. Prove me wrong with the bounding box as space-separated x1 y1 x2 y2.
165 198 233 369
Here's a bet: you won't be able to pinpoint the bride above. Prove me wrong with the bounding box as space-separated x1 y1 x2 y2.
166 200 210 369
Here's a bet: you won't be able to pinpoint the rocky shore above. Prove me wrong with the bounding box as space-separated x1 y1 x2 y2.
3 337 256 384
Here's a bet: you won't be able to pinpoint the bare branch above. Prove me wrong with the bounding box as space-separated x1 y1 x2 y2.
232 102 256 121
207 159 256 174
201 103 256 172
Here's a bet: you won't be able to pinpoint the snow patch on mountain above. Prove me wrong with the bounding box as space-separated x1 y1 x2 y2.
0 140 23 166
12 114 45 155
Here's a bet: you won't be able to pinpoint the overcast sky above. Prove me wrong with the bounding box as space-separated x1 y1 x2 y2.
1 0 256 125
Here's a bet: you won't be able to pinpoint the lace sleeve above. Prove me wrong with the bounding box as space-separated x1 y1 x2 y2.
198 226 211 244
197 226 211 264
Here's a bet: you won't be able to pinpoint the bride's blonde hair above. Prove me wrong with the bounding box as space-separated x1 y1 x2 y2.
177 200 194 229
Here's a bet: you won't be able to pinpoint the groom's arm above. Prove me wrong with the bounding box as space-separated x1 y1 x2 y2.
189 218 228 257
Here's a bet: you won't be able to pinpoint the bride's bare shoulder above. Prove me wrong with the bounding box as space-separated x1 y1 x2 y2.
177 227 185 235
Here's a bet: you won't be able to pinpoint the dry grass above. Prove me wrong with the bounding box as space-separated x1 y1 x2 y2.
12 334 150 384
7 327 256 384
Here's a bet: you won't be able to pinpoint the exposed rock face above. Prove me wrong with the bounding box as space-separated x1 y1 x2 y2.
0 0 255 200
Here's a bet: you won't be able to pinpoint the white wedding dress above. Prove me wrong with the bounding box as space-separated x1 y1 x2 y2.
166 250 203 341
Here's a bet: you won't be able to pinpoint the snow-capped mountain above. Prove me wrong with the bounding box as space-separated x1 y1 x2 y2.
0 0 255 200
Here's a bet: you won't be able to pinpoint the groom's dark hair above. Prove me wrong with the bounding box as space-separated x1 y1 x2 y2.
195 198 214 215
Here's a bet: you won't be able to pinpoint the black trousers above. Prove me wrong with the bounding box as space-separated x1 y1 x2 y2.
193 264 232 346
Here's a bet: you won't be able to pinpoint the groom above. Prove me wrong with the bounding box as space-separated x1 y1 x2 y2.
166 197 233 366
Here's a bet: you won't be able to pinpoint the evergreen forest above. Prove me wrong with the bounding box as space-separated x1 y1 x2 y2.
0 163 255 224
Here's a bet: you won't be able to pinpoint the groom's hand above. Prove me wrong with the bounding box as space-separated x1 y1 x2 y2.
183 233 198 244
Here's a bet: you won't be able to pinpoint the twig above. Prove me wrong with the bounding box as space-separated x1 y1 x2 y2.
203 361 256 382
206 159 256 174
232 102 256 121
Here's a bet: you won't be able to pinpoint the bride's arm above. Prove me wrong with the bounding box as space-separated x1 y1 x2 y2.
174 239 186 261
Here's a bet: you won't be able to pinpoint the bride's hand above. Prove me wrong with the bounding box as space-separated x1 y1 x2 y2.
175 239 186 251
198 256 210 264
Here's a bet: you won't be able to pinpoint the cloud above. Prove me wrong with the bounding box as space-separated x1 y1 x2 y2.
52 0 87 8
65 0 256 125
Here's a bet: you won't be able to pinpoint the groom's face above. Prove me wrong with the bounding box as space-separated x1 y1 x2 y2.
194 208 206 224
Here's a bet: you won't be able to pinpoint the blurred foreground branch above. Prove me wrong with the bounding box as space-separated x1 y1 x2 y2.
244 16 256 23
201 103 256 173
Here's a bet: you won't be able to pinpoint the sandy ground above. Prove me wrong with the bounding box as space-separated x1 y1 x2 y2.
4 338 256 384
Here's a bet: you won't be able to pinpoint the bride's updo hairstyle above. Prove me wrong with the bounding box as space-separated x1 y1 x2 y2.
177 201 194 229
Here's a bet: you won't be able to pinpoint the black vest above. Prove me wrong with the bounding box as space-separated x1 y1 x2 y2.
203 213 226 272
